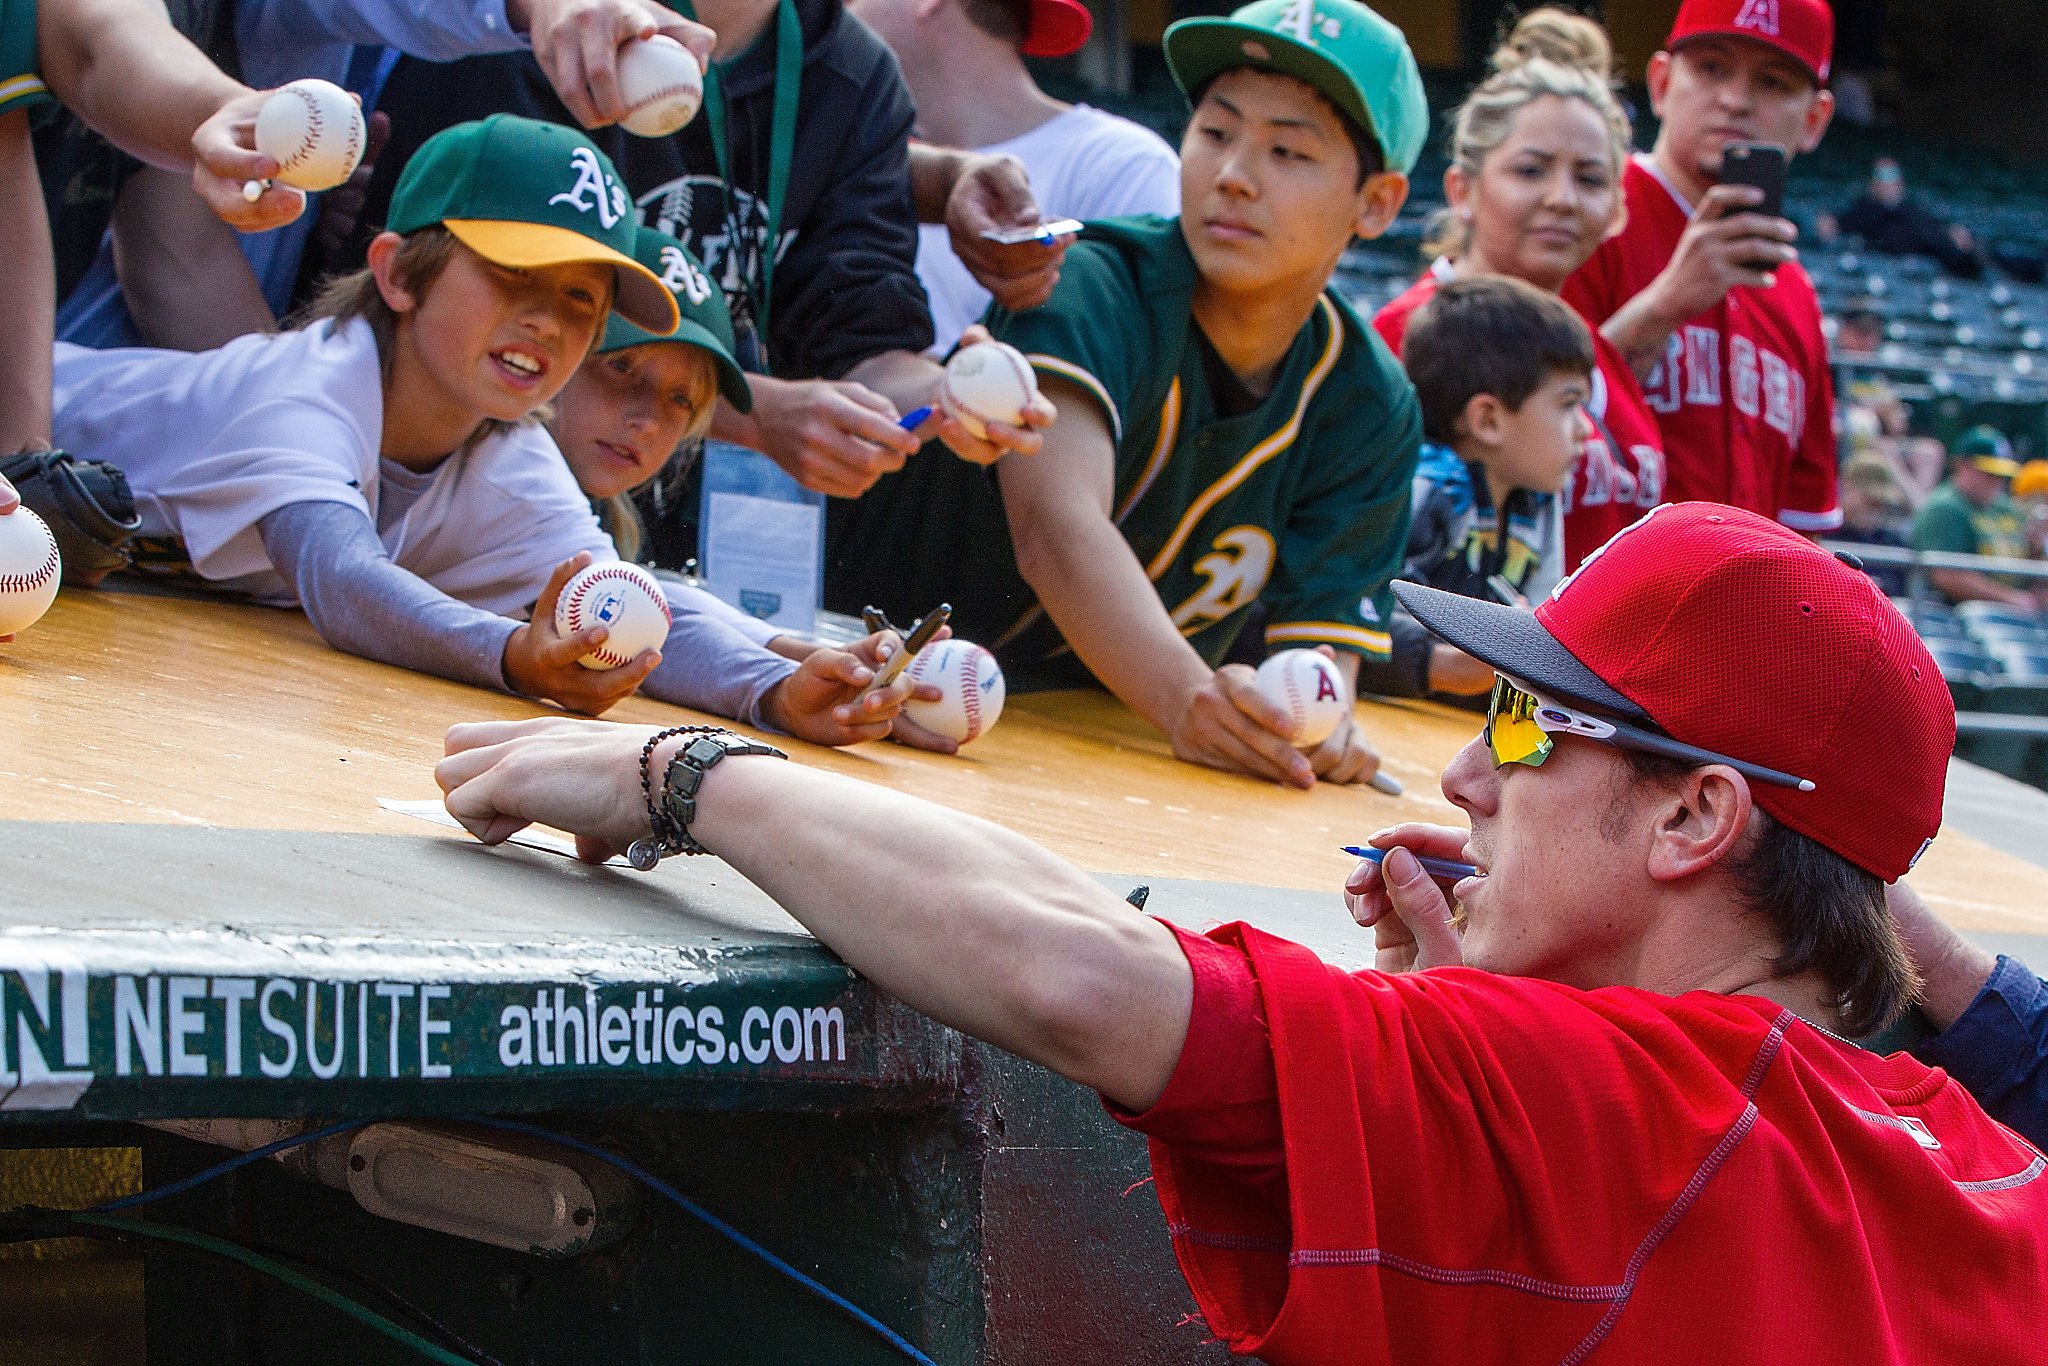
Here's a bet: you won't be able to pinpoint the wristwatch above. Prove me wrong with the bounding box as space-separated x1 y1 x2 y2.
627 731 786 869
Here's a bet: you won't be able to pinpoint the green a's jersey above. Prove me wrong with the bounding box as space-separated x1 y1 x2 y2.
0 0 49 117
825 217 1420 690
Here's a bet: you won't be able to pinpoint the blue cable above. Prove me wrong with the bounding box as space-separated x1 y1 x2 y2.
92 1114 938 1366
456 1116 938 1366
94 1120 367 1213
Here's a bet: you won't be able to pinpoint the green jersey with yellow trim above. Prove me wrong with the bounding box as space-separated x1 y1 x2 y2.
824 215 1419 690
0 0 49 116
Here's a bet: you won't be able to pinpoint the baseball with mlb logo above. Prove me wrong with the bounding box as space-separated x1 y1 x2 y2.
902 639 1006 745
554 562 672 670
616 35 704 137
939 342 1038 440
253 79 366 192
1253 649 1350 748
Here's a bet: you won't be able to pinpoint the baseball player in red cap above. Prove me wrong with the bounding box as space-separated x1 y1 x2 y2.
1563 0 1842 537
438 500 2046 1363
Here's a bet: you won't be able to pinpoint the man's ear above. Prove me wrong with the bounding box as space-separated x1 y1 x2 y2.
1353 171 1409 241
366 231 417 315
1645 50 1673 120
1796 87 1835 155
1458 391 1507 447
1646 765 1754 884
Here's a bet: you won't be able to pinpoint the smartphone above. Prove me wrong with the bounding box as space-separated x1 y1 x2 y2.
979 218 1083 246
863 603 951 696
1720 142 1788 220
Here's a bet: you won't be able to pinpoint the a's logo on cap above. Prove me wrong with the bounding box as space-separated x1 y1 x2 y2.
1733 0 1781 35
549 146 627 229
658 245 713 306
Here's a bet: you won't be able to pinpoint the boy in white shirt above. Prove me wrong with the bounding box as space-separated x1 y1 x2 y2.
53 115 917 743
849 0 1182 353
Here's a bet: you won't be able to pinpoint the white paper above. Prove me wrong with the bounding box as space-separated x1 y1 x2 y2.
703 491 822 632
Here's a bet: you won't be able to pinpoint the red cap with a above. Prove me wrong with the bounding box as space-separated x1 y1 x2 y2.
1533 504 1950 881
1668 0 1833 84
1021 0 1092 57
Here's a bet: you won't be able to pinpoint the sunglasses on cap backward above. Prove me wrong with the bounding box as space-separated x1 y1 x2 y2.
1485 675 1816 792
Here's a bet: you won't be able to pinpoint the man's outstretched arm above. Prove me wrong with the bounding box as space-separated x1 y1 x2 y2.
437 717 1194 1111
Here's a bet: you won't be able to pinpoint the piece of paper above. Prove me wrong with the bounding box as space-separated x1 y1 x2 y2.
376 798 631 867
703 491 821 632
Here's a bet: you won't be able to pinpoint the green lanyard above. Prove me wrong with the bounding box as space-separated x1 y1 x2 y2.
668 0 801 348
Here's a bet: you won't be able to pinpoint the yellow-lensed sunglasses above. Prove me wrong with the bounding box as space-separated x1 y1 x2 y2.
1485 675 1815 792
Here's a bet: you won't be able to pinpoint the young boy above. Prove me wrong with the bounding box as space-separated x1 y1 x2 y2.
1358 276 1594 702
50 115 916 745
827 0 1427 789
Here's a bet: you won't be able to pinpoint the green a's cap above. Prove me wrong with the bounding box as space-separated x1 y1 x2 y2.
1163 0 1428 176
386 114 679 335
598 230 753 414
1955 423 2019 476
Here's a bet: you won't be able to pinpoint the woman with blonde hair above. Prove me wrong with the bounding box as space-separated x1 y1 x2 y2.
1374 8 1664 573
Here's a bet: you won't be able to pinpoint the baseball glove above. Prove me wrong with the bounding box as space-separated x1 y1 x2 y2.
0 449 141 584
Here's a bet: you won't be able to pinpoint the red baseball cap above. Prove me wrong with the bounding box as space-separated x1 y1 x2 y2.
1668 0 1833 85
1021 0 1091 57
1395 504 1953 881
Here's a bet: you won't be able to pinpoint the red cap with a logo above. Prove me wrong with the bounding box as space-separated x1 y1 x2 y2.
1021 0 1092 57
1396 504 1953 882
1669 0 1833 85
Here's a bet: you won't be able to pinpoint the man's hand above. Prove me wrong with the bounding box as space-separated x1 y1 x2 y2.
502 554 661 714
1304 706 1384 786
1648 183 1798 324
189 88 308 232
441 715 657 859
1171 665 1319 788
760 633 917 746
508 0 717 128
733 376 923 498
944 153 1074 313
0 472 17 516
1344 824 1470 973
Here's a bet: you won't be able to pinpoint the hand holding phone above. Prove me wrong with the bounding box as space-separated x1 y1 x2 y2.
979 218 1082 246
1720 142 1788 221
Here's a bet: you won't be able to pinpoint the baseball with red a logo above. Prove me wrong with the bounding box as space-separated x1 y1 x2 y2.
1254 649 1350 748
554 561 672 670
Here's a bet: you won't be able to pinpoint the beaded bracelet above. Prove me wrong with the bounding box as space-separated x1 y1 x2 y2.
630 725 732 870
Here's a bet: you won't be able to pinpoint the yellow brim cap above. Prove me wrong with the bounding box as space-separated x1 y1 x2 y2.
444 220 680 336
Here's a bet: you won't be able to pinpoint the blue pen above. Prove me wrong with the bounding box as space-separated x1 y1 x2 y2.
1341 845 1480 882
899 405 933 431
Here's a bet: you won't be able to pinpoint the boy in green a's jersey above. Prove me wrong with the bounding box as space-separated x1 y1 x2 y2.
827 0 1426 788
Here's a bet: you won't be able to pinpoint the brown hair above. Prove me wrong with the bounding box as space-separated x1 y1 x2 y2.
1621 751 1916 1037
1424 8 1633 260
1401 275 1595 444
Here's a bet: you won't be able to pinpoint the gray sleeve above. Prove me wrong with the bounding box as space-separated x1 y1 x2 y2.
259 501 518 694
643 610 799 730
659 578 785 650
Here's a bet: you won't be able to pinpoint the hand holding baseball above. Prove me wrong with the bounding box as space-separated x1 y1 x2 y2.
917 325 1055 467
190 87 308 233
761 635 914 747
504 553 662 714
1170 665 1316 789
508 0 717 130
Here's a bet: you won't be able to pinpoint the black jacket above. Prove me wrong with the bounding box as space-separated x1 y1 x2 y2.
342 0 932 380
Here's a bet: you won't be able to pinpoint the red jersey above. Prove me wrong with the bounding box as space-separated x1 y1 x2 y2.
1564 155 1841 531
1375 264 1667 570
1116 923 2048 1365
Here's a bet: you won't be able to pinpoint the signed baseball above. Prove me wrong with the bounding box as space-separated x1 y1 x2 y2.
254 79 366 192
616 35 704 137
939 342 1037 440
0 508 62 637
554 562 672 670
1253 649 1350 748
902 639 1006 745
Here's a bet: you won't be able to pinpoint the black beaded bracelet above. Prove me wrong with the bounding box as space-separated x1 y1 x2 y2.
631 726 731 870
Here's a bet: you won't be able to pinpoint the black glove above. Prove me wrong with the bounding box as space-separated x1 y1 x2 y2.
0 449 140 584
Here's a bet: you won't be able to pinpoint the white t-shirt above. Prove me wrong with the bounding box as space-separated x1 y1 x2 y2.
51 318 612 616
918 104 1181 354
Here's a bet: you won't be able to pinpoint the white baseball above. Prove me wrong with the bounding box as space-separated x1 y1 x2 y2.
939 342 1038 440
616 35 704 137
902 639 1006 745
554 562 672 670
254 79 366 192
1253 649 1350 748
0 508 61 637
